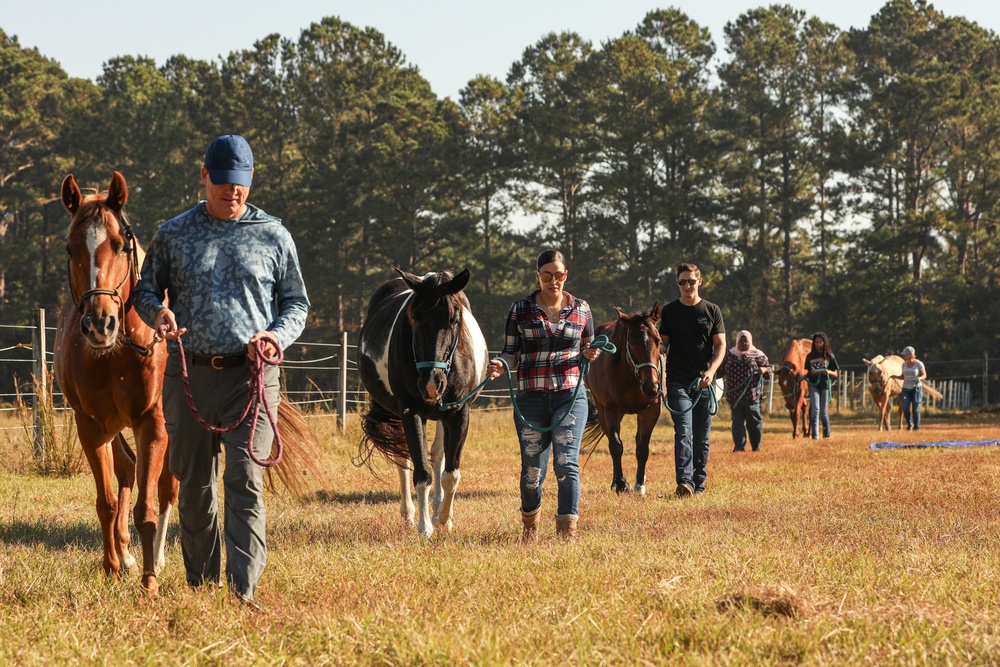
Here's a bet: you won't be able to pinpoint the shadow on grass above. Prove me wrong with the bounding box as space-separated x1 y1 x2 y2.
0 518 100 550
310 487 504 505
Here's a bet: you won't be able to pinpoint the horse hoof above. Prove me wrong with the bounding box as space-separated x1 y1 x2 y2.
142 572 159 598
634 484 646 497
433 519 454 534
611 482 630 494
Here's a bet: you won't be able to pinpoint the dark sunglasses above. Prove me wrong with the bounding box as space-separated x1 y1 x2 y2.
677 278 698 287
539 271 568 283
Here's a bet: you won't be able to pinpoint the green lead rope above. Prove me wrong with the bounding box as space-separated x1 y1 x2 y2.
482 334 617 432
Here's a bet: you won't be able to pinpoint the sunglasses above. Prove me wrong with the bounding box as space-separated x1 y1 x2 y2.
677 278 698 287
539 271 568 283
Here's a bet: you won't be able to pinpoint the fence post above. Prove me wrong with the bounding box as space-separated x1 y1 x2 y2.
337 331 348 432
32 308 47 460
984 352 989 407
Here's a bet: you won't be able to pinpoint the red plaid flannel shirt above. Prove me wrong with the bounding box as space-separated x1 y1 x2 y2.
501 292 595 392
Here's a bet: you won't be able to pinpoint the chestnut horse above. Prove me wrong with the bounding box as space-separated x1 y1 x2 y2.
776 338 812 439
584 304 662 496
357 269 489 538
55 172 177 596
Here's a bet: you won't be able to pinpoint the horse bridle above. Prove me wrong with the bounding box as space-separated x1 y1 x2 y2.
778 363 805 399
67 213 159 357
624 328 659 383
412 298 463 375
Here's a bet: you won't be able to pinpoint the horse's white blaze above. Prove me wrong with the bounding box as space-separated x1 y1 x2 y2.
86 220 107 293
153 504 172 573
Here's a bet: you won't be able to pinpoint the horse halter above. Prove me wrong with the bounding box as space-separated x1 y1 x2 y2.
412 299 464 375
67 213 156 356
624 328 659 382
778 363 803 398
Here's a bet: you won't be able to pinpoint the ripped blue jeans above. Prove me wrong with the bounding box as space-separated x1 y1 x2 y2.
514 388 588 516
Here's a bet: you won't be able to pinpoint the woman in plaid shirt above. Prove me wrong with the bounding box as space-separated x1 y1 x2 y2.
486 250 601 541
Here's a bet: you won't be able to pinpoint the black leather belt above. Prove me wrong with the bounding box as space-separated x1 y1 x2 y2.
186 351 247 370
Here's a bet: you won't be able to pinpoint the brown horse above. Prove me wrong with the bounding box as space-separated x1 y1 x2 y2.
584 303 662 496
776 338 812 439
55 172 177 596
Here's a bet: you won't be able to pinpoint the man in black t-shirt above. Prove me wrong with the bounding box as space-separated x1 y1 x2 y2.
658 263 726 497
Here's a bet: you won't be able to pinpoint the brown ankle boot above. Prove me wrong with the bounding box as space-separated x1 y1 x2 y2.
521 507 541 542
555 514 578 539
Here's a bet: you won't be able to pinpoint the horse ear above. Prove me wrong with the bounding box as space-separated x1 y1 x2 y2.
61 174 82 215
108 171 128 213
615 307 626 320
649 301 660 323
862 358 871 366
395 267 422 290
444 268 471 295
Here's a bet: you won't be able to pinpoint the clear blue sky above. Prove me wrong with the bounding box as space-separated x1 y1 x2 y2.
4 0 999 101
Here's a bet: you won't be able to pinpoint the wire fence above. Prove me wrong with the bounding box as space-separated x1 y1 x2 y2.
2 312 997 440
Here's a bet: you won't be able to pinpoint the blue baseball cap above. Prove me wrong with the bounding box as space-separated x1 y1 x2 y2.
204 134 253 187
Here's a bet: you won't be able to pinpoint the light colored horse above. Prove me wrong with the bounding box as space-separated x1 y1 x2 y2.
863 355 904 431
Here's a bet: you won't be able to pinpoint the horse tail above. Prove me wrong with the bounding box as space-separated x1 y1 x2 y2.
354 401 409 473
580 393 606 467
263 400 328 501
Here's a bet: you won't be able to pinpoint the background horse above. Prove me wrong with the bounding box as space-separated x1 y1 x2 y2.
584 303 661 496
864 354 904 431
777 338 812 439
55 172 177 596
357 269 489 538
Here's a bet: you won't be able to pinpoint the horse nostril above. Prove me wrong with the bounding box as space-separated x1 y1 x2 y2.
105 315 116 335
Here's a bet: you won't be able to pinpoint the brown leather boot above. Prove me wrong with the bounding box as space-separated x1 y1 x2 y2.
555 514 578 539
521 507 541 542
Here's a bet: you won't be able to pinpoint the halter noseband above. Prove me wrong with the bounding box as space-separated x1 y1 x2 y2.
412 298 463 375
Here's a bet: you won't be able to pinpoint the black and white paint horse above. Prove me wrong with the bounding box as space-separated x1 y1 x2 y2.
358 269 489 538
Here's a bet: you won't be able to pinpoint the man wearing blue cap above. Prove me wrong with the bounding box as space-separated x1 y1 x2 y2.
135 134 309 608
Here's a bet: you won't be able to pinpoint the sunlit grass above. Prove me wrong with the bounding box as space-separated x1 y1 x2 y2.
0 408 998 664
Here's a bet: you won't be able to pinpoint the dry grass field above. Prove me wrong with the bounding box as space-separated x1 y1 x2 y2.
1 406 998 665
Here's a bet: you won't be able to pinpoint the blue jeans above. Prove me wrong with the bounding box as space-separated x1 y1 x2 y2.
808 384 830 438
514 388 587 516
901 387 921 429
731 398 762 451
667 381 713 493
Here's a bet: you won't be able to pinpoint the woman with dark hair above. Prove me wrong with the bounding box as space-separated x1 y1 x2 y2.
486 250 601 541
805 332 839 439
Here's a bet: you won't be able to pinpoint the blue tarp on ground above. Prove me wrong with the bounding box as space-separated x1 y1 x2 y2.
870 439 1000 450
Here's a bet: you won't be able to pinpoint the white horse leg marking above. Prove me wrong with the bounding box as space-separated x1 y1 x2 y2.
436 470 461 534
153 504 172 573
393 455 415 527
430 425 445 518
415 481 434 539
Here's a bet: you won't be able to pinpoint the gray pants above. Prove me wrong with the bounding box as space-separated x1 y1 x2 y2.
163 353 279 598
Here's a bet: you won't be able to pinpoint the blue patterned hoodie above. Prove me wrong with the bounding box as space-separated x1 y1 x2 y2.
134 201 310 356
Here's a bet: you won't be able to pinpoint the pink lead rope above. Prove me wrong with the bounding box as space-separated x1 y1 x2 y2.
174 334 284 468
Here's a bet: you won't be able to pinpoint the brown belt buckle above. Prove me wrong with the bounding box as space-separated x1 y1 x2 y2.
211 355 224 370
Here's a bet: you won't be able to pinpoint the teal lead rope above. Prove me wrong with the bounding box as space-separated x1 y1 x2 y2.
498 334 617 432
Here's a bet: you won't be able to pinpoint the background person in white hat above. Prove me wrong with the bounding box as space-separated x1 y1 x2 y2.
894 346 927 431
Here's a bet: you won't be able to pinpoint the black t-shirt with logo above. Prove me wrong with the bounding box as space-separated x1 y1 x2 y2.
658 298 726 387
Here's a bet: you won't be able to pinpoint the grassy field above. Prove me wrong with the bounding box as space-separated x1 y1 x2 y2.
1 407 998 665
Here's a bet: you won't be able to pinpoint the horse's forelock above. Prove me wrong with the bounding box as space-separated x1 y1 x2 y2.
67 192 130 243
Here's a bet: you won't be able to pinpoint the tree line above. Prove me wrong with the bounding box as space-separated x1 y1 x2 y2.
2 0 999 399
